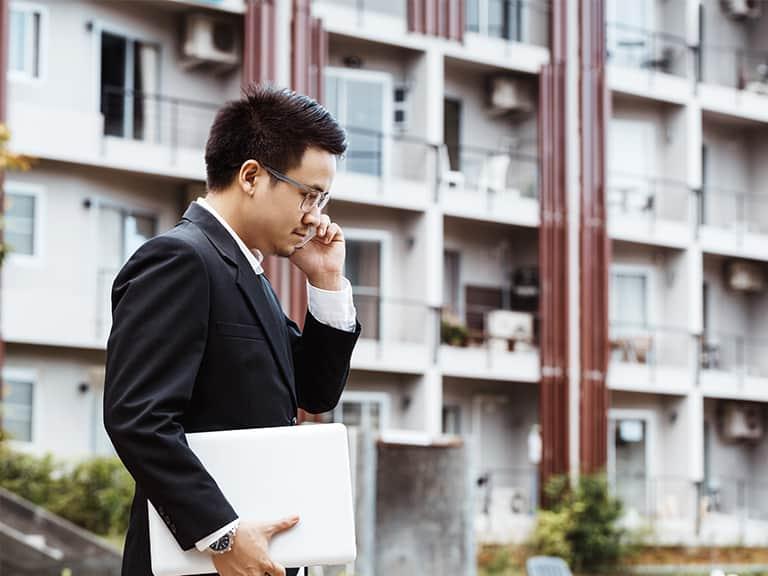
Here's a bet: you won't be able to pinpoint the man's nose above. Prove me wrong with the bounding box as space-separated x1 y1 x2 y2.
301 206 323 225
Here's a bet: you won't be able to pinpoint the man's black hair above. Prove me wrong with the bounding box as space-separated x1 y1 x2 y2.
205 84 347 190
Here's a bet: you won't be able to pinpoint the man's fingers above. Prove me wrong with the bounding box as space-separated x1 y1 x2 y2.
266 560 287 576
317 214 331 237
265 515 300 538
324 223 341 243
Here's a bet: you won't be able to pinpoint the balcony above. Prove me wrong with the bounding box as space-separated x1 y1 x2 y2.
698 0 768 119
465 0 550 48
331 127 436 210
700 333 768 399
699 187 768 260
608 324 696 394
439 306 540 381
9 88 218 180
438 145 539 226
350 296 436 374
311 0 408 37
607 174 693 247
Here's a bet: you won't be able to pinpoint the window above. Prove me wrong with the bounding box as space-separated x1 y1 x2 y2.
1 375 34 443
332 392 389 432
345 239 382 340
325 68 390 176
5 188 38 257
443 405 462 434
97 204 157 336
9 2 45 81
443 250 461 316
610 268 650 329
100 30 160 140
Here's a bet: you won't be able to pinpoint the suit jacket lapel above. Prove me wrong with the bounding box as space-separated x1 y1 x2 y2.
182 203 296 407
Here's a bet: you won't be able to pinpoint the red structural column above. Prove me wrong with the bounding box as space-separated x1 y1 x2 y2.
538 0 570 490
243 0 284 293
578 0 610 474
408 0 464 41
289 0 328 330
0 0 9 431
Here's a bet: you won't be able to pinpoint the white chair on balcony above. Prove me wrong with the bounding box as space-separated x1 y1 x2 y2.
478 153 512 197
439 144 465 191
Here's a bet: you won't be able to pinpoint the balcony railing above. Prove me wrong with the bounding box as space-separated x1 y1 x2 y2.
442 305 539 351
465 0 550 48
700 186 768 236
606 22 690 78
101 86 219 153
700 44 768 93
475 466 539 517
703 476 768 521
315 0 407 21
612 475 698 522
608 173 692 225
439 144 540 204
700 333 768 379
341 126 439 186
609 323 692 369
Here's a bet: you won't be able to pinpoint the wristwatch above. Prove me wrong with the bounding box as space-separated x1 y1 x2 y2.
209 525 238 555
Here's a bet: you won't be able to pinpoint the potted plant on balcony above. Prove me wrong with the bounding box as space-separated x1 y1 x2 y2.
441 312 469 347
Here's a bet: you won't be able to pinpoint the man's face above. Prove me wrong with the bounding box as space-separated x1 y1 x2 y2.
248 147 336 257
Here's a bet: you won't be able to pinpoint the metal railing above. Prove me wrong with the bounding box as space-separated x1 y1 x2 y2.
317 0 407 21
611 475 698 521
475 466 540 517
700 333 768 379
609 323 692 369
341 126 439 185
442 305 540 352
699 44 768 92
607 173 693 224
101 86 219 153
465 0 550 48
702 476 768 521
699 186 768 236
439 143 540 202
354 294 439 344
606 22 691 78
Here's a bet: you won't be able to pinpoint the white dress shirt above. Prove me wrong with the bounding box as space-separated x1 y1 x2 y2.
193 198 357 552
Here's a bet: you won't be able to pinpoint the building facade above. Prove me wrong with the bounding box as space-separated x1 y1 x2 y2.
2 0 768 548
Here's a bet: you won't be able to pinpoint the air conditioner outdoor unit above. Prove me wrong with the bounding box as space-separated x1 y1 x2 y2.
721 0 762 20
487 77 534 115
725 260 765 292
182 13 239 70
721 401 764 442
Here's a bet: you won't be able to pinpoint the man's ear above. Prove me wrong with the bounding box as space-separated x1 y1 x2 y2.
238 160 262 196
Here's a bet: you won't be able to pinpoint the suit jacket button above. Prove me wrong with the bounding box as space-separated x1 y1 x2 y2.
291 416 297 425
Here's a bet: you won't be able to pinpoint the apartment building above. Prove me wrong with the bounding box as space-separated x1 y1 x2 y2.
2 0 768 550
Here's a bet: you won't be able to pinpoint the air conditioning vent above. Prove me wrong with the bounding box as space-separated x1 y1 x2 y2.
720 401 764 442
721 0 762 20
486 77 534 115
182 13 239 71
725 260 765 292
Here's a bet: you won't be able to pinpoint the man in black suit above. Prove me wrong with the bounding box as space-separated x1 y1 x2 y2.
104 85 361 576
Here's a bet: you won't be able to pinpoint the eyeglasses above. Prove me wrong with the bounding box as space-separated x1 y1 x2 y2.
261 163 331 213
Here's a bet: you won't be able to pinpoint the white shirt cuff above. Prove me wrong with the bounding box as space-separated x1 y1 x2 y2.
307 277 357 332
195 518 240 552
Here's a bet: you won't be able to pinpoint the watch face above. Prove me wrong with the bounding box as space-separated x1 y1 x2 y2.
210 533 230 552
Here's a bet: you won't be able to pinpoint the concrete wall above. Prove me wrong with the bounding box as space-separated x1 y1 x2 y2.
375 441 475 576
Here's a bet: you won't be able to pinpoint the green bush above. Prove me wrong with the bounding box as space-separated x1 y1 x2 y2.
0 443 134 538
529 474 627 573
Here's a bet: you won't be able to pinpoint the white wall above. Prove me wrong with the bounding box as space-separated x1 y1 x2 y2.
4 344 108 459
2 162 180 348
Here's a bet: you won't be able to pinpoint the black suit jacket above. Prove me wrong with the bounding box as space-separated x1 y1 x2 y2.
104 202 361 576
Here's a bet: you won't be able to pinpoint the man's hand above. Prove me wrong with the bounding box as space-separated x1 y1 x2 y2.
289 211 345 291
211 516 299 576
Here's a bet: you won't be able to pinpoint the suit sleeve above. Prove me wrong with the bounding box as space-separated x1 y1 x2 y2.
287 311 361 414
103 235 237 550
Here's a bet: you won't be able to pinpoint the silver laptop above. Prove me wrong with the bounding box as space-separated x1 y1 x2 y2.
148 423 356 576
